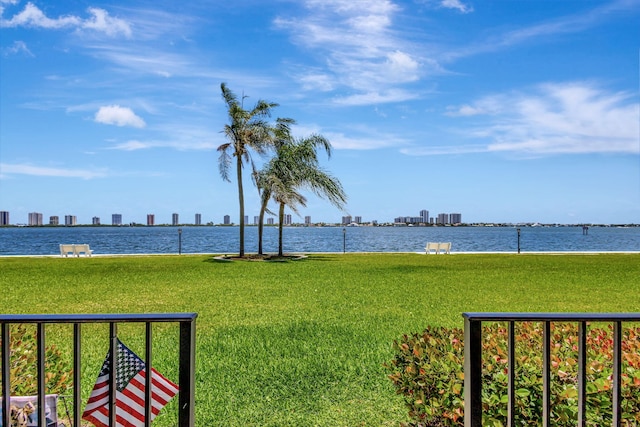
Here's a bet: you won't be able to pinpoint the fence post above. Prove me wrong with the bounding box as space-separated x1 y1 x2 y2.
542 322 551 427
577 321 587 427
2 323 10 427
145 322 153 427
37 324 46 427
507 322 515 427
109 322 118 427
464 315 482 427
613 321 622 426
74 323 82 427
179 318 196 427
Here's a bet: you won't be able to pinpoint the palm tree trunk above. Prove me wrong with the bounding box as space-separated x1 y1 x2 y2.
236 156 245 257
258 197 267 255
278 202 285 257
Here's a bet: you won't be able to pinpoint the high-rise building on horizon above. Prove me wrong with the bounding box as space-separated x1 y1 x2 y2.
195 213 201 225
354 216 362 224
450 213 462 224
49 216 59 226
0 211 9 226
92 217 100 225
304 216 311 225
147 214 155 226
342 215 352 225
394 210 461 225
28 212 43 226
254 216 260 225
112 214 122 226
223 215 231 225
394 216 421 224
284 214 292 225
65 215 77 226
267 217 274 225
172 213 179 226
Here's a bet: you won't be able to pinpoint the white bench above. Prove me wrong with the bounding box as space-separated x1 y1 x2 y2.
59 244 93 257
59 244 76 257
74 244 93 257
425 242 451 254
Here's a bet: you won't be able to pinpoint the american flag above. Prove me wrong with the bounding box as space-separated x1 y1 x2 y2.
82 339 179 427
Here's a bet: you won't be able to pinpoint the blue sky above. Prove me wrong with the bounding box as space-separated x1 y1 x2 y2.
1 0 639 225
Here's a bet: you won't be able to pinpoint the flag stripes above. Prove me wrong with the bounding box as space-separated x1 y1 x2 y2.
82 340 179 427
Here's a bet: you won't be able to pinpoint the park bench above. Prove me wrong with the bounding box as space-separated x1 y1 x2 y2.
425 242 451 254
59 244 76 257
73 244 93 257
59 244 93 257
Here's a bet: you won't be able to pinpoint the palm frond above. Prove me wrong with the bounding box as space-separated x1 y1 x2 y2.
251 100 279 118
220 82 238 109
218 148 232 182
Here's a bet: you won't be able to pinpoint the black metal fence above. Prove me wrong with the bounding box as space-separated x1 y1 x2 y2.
1 313 197 427
463 312 640 427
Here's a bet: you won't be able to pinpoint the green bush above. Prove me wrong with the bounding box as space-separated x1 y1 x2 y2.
386 322 640 427
1 324 72 396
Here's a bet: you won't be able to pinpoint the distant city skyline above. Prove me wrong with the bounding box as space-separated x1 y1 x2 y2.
9 208 636 226
1 208 637 227
5 208 465 225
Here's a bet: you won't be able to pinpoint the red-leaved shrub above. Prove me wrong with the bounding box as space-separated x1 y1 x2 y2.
386 322 640 426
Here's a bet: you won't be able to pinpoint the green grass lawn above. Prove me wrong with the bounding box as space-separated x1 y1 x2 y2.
2 253 639 426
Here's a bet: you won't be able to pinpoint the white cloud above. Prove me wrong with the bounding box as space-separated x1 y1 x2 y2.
445 105 482 117
333 89 419 106
95 105 146 128
107 138 216 151
275 0 432 104
440 0 473 14
445 96 502 117
2 40 33 56
325 131 405 150
304 0 399 16
0 163 107 179
385 50 420 82
81 7 132 37
442 82 639 155
400 144 486 156
0 2 131 37
298 72 335 92
108 140 153 151
290 122 407 150
83 44 192 78
1 2 80 28
106 122 218 151
490 83 637 154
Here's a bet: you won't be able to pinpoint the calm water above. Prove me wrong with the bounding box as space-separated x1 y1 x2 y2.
0 225 639 255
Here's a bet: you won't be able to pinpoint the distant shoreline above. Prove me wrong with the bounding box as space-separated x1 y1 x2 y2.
2 223 639 228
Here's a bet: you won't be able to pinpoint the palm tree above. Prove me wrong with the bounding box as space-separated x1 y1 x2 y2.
217 83 278 257
256 134 347 256
254 117 295 255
